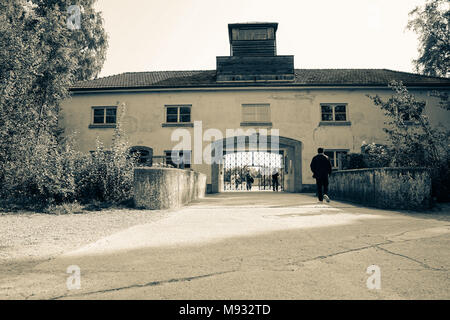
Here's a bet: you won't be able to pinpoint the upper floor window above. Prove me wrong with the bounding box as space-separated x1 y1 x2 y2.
166 105 191 123
321 104 347 122
242 104 270 123
92 106 117 124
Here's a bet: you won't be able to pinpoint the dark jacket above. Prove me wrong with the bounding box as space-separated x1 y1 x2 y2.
310 154 332 180
272 172 279 181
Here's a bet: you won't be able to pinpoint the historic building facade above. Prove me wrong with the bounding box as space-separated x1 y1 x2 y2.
62 22 450 193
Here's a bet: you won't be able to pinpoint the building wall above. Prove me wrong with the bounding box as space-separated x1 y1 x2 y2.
60 87 450 188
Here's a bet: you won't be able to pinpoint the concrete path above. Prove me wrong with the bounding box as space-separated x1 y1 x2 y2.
1 193 449 299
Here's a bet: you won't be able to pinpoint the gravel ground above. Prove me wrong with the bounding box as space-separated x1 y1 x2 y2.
0 208 168 265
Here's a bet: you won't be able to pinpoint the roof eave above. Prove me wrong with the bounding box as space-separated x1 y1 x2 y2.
69 82 450 92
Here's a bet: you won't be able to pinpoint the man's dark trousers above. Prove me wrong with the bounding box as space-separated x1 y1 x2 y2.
272 178 279 191
316 177 328 202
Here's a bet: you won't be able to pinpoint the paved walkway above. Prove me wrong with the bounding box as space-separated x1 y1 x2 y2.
1 193 449 299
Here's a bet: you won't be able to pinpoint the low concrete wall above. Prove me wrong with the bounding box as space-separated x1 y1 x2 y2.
134 167 207 209
329 167 432 210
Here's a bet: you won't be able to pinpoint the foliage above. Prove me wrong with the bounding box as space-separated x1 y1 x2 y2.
367 81 447 167
76 105 137 202
361 142 393 168
69 105 137 204
407 0 449 78
367 81 450 201
342 144 393 170
31 0 108 81
44 201 84 215
0 0 108 208
342 153 366 170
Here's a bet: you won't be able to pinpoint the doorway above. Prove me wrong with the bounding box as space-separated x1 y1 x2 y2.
210 135 303 193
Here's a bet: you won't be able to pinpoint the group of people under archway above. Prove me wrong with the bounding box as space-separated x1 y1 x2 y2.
232 169 281 192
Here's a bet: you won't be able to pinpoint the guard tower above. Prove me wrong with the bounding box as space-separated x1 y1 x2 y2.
228 22 277 56
216 22 295 82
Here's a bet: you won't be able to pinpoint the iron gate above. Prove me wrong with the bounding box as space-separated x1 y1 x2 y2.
223 151 284 191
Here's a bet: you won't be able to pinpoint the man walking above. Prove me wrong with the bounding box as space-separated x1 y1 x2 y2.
245 171 254 191
272 169 280 192
310 148 332 202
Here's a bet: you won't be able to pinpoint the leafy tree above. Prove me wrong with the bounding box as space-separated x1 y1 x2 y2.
31 0 108 81
368 81 446 166
407 0 450 78
0 0 108 206
368 81 450 201
361 143 392 168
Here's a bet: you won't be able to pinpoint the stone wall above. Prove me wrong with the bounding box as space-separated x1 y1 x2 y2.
134 167 206 209
329 168 432 210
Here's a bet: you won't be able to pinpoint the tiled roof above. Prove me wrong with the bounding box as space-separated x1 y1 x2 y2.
70 69 450 91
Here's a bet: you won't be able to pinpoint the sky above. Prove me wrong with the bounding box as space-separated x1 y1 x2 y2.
94 0 426 78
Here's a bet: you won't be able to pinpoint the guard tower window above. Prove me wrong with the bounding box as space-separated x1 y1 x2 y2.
234 28 274 40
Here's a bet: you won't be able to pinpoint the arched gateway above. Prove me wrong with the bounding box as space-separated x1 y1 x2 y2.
210 135 302 193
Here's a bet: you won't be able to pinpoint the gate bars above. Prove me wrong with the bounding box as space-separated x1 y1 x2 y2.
223 151 284 191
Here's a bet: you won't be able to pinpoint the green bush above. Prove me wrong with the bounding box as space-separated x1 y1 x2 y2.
69 105 137 204
342 153 367 169
0 131 76 208
361 142 392 168
342 143 391 170
430 153 450 202
0 104 137 210
72 140 135 203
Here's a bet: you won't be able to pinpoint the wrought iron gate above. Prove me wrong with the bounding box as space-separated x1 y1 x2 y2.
223 151 284 191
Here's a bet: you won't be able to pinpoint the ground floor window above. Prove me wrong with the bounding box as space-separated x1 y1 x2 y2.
129 146 153 166
164 150 191 169
324 150 348 169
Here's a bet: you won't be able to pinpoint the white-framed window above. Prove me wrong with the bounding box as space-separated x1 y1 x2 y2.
324 150 348 169
321 104 348 122
165 105 191 123
92 106 117 124
242 103 270 123
164 150 191 169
